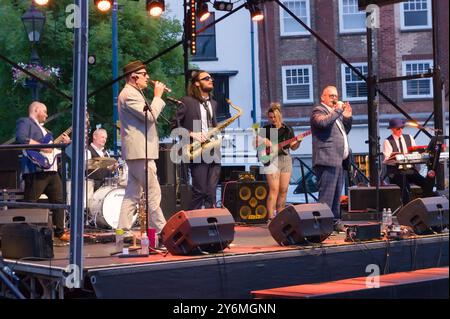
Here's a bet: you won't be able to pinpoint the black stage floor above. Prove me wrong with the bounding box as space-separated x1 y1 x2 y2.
2 224 449 299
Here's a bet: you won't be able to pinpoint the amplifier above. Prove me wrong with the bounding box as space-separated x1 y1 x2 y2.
348 186 402 212
0 208 51 228
0 223 53 259
345 222 382 242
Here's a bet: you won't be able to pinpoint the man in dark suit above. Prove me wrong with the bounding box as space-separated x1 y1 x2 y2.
310 86 352 224
16 101 71 242
174 70 221 209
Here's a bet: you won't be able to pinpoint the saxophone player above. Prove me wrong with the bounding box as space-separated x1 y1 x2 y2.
174 70 221 210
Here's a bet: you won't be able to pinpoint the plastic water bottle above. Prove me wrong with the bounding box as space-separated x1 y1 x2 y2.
386 208 393 227
382 208 387 228
115 229 124 252
141 232 149 255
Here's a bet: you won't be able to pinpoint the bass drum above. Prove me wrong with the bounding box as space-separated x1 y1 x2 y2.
66 179 94 207
88 186 137 229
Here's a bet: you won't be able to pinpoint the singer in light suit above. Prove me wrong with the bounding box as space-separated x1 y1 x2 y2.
117 60 167 236
310 86 352 223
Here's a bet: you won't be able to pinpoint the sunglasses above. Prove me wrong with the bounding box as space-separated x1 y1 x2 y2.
135 71 148 77
199 76 213 82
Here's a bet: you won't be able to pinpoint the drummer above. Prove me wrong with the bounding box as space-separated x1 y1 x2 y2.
87 128 117 190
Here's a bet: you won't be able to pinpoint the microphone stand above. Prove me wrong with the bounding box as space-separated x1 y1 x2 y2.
137 85 168 257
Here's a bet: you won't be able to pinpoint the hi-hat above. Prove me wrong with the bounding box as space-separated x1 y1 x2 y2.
87 157 116 170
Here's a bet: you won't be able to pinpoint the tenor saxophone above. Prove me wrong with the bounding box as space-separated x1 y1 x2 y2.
185 99 242 161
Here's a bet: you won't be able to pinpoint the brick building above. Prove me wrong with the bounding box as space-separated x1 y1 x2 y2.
257 0 449 125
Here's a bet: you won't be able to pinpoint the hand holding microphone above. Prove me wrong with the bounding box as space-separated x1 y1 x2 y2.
150 80 167 98
150 80 172 93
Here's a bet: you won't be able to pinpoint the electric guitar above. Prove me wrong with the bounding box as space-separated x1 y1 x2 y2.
257 130 312 165
25 126 72 169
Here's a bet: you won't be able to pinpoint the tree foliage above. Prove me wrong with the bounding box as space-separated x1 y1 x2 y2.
0 0 185 147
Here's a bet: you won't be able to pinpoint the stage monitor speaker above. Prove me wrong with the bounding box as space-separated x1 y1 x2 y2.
397 196 449 235
161 208 235 255
269 203 334 246
348 186 402 212
222 181 269 223
155 144 176 185
0 223 53 259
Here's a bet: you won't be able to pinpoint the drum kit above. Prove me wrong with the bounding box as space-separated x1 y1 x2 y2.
69 157 138 229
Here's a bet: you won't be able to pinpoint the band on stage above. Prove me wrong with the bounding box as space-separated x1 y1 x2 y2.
13 61 445 244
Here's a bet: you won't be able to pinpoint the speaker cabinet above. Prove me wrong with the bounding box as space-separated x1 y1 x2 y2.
222 181 269 223
0 223 53 259
160 185 177 220
0 150 21 189
397 196 449 234
155 144 176 185
269 203 334 246
161 208 235 255
348 186 402 212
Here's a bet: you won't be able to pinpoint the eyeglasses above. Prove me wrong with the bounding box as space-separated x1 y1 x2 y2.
328 94 338 98
199 76 213 82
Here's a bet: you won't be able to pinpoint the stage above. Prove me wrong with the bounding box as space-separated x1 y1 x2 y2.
2 224 448 299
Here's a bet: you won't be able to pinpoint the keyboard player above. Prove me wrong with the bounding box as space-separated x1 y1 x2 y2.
383 118 430 204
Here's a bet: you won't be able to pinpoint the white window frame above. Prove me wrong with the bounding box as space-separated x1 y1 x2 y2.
402 60 433 99
400 0 432 30
279 0 311 36
282 65 314 104
340 63 368 101
338 0 367 33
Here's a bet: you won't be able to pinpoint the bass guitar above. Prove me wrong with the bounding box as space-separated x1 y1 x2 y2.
257 130 311 165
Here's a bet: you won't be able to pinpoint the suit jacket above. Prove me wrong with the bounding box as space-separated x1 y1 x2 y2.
310 103 352 167
174 96 218 133
16 116 51 174
16 116 48 145
118 83 165 160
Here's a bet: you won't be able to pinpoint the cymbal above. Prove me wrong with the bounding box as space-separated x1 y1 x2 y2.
87 157 117 170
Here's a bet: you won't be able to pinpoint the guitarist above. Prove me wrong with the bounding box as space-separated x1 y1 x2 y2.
257 103 300 221
16 101 71 243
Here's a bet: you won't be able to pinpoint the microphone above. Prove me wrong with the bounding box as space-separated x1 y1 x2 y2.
166 96 183 105
149 80 172 93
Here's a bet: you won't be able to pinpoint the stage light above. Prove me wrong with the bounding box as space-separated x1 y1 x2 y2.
94 0 112 12
34 0 49 5
213 0 233 11
147 0 165 17
197 0 211 22
190 0 197 54
246 0 264 21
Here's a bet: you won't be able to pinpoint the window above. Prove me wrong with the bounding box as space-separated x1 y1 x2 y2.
402 60 433 98
339 0 366 33
280 0 311 36
400 0 431 30
341 63 368 101
282 65 313 104
192 13 217 61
